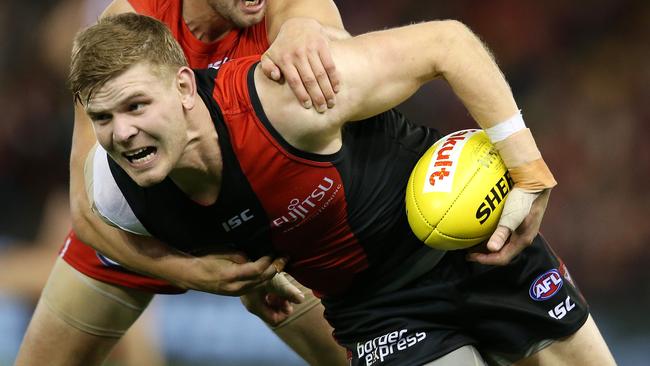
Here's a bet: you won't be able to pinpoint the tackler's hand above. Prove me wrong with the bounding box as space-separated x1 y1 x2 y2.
184 253 288 296
467 188 551 265
240 272 305 326
261 17 339 113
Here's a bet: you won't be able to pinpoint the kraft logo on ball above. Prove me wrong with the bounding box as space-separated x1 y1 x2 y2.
529 269 564 301
423 129 478 193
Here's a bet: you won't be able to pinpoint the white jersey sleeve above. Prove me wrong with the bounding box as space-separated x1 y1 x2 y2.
85 144 151 236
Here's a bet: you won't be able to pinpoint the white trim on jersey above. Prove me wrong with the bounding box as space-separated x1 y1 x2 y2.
92 146 151 236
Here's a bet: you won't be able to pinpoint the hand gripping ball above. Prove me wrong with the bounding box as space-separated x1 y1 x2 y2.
405 129 513 250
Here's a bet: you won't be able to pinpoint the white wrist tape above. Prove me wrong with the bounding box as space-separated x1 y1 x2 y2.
485 111 525 142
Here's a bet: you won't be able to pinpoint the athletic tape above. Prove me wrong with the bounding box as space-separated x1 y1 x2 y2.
485 111 525 142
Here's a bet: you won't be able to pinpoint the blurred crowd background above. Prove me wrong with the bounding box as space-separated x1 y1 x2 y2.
0 0 648 365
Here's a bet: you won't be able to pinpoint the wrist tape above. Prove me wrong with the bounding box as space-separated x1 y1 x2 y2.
485 111 526 142
488 114 557 192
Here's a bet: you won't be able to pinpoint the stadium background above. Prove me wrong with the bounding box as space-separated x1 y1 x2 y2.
0 0 647 365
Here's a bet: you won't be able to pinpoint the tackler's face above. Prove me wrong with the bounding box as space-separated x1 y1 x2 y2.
207 0 267 28
86 62 188 187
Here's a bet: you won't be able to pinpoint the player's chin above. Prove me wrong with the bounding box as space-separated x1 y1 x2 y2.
136 174 165 187
232 13 265 28
123 164 167 188
233 1 266 27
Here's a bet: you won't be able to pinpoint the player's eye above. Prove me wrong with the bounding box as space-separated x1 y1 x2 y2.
90 113 112 124
128 102 146 112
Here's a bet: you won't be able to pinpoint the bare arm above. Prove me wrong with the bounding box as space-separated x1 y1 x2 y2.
337 20 518 126
262 0 348 112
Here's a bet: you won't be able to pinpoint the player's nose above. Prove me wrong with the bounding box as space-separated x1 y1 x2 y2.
112 115 138 143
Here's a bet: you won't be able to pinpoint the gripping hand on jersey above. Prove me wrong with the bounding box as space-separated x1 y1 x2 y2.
187 251 303 298
240 272 305 326
262 17 347 113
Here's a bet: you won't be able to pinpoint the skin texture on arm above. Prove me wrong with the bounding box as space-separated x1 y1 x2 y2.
262 0 347 112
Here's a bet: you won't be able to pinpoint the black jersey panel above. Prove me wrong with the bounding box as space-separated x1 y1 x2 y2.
334 111 443 290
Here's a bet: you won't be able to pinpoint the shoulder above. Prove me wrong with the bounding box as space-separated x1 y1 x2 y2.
85 145 150 236
209 57 261 113
252 65 347 153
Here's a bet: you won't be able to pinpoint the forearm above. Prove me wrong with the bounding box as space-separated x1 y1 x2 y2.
71 206 198 289
432 21 518 127
266 0 344 42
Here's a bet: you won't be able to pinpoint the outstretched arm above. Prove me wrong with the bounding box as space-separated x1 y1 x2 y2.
263 0 348 113
258 20 555 264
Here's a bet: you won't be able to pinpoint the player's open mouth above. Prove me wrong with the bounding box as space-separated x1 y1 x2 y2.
123 146 157 165
240 0 264 13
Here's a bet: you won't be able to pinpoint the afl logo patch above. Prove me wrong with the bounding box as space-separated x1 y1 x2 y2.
529 269 563 301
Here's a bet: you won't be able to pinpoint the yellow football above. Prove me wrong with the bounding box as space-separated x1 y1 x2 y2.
405 129 512 250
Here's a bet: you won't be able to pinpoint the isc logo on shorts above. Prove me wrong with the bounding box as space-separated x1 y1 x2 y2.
529 269 563 301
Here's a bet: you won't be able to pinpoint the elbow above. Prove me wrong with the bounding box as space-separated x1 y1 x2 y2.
439 19 472 33
434 19 474 42
426 19 485 74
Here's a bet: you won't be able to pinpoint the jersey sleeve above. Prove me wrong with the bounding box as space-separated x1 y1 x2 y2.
127 0 170 17
85 144 151 236
211 56 262 115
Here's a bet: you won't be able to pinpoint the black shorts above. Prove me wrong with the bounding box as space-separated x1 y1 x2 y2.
323 235 589 366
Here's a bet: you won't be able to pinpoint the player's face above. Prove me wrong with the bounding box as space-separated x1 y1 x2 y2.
86 63 188 187
207 0 266 28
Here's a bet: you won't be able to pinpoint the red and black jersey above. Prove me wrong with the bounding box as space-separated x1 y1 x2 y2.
128 0 269 68
107 57 443 297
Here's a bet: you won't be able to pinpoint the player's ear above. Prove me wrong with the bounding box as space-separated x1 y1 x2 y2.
176 66 197 110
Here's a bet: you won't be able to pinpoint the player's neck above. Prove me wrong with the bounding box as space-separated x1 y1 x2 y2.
182 0 234 43
170 99 223 206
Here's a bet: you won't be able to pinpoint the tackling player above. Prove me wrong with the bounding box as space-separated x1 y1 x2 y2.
16 1 349 365
74 14 616 365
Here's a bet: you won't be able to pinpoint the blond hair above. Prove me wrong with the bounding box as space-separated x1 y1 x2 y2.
69 13 188 105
